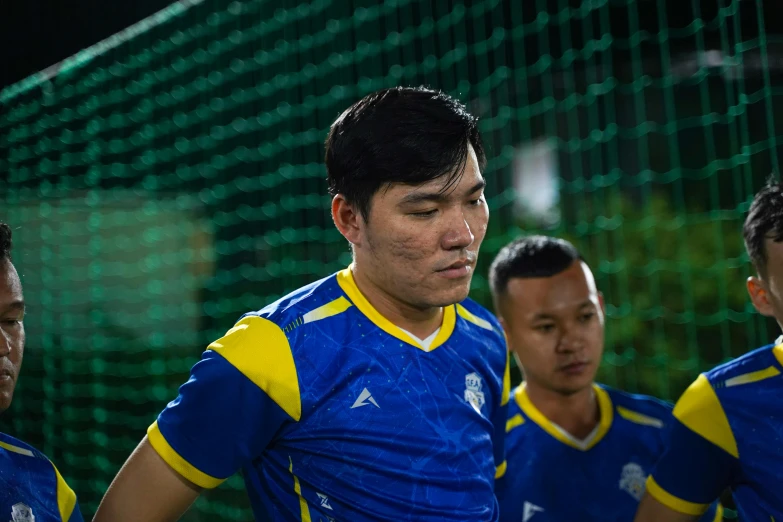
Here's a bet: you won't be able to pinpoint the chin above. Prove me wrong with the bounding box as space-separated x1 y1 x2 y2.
429 285 471 307
553 379 594 396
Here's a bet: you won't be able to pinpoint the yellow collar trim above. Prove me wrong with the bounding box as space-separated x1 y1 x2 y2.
336 267 456 352
514 383 613 451
773 344 783 368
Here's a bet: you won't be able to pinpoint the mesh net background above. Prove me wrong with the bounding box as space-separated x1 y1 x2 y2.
1 0 781 518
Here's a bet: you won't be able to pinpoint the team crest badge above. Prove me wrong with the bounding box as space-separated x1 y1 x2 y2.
10 503 35 522
464 372 486 414
619 463 647 501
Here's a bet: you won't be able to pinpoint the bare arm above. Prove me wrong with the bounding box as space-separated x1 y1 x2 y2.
634 492 701 522
93 436 201 522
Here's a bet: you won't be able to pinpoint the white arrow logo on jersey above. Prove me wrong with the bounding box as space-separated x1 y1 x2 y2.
523 501 544 521
350 388 379 409
316 492 333 510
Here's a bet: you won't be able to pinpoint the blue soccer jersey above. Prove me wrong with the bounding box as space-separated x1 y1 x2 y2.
148 268 510 521
648 342 783 521
497 384 721 522
0 432 83 522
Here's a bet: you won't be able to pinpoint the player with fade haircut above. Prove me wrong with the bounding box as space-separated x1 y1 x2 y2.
0 222 84 522
94 86 510 522
489 235 721 522
635 178 783 521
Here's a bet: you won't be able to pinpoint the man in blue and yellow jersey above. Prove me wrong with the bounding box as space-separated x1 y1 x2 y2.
0 222 83 522
635 179 783 522
94 87 510 522
490 236 720 522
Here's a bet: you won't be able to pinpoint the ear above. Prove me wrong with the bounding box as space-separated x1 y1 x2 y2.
747 276 775 317
331 194 363 246
597 291 605 315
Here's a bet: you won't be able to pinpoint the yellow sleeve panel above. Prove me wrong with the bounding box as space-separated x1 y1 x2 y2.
208 315 302 421
51 462 77 522
672 374 738 458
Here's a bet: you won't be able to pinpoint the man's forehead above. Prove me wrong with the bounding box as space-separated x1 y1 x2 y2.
506 270 595 310
0 262 23 294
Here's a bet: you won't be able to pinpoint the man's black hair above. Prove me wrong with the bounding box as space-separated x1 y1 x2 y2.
325 86 486 220
0 223 11 262
744 176 783 276
489 235 583 298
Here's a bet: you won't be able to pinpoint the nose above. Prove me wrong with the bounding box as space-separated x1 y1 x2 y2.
0 328 10 358
442 211 475 251
556 327 584 354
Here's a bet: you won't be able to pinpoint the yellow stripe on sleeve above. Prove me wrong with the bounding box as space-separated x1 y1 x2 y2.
645 476 710 516
673 374 739 458
712 504 724 522
147 421 225 489
725 365 780 387
302 296 352 324
208 315 302 421
289 456 312 522
456 304 495 331
495 460 507 479
0 440 34 457
616 406 664 428
51 462 77 522
506 414 525 432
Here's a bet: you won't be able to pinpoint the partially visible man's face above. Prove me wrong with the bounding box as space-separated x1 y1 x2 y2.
748 238 783 332
500 261 605 396
354 143 489 310
0 259 25 413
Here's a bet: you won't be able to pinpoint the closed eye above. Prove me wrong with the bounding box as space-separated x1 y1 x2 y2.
411 209 437 217
534 324 555 333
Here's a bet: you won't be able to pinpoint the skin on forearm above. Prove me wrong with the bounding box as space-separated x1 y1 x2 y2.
633 493 701 522
92 437 202 522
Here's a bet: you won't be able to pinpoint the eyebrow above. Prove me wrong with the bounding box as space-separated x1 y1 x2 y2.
531 300 594 320
398 179 487 207
1 301 25 313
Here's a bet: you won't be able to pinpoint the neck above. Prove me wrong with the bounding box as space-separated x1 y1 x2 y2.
525 381 599 439
350 264 443 339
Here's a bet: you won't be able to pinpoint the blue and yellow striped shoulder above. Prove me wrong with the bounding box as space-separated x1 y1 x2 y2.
0 431 83 522
243 271 352 335
601 385 671 430
455 298 504 338
0 431 45 460
706 343 783 390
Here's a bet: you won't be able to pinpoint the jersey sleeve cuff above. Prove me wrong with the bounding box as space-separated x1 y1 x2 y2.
645 475 710 516
147 421 226 489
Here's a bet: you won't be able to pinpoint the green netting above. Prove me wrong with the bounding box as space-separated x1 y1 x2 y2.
1 0 781 519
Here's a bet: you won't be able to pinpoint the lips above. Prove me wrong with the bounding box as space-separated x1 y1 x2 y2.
559 361 590 375
0 367 13 382
441 259 470 271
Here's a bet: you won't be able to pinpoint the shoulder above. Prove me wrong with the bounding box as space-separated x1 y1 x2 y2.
505 386 526 433
703 343 781 388
663 348 782 460
599 385 671 430
0 432 48 461
0 432 77 507
242 272 347 332
455 298 504 343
